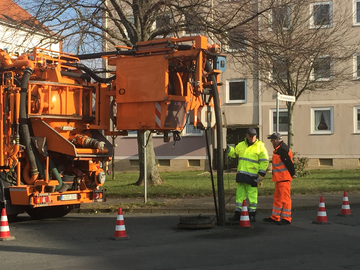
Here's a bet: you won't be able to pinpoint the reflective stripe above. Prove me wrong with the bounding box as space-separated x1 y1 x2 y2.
273 206 282 211
273 168 289 173
155 102 161 128
272 211 279 215
259 158 269 162
283 208 291 212
238 170 257 177
272 161 284 166
258 169 266 174
281 213 291 217
239 157 259 164
115 225 126 231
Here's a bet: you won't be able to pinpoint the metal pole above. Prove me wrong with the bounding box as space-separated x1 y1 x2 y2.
276 92 279 133
144 132 147 203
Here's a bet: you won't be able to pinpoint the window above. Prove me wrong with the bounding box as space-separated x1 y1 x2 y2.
124 16 135 38
156 14 171 29
188 160 200 167
226 79 246 103
354 106 360 133
353 54 360 78
311 107 333 134
271 4 291 30
319 158 333 166
158 159 170 167
227 28 246 51
353 0 360 25
271 58 289 82
310 2 333 28
312 56 332 81
184 121 202 136
270 109 288 134
184 13 203 34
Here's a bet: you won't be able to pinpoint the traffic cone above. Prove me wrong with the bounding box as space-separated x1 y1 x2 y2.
0 208 15 241
239 200 251 227
112 207 129 240
338 191 352 216
312 196 330 224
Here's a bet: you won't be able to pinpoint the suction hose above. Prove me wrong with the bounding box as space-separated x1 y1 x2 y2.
20 67 38 184
65 62 115 83
205 60 225 226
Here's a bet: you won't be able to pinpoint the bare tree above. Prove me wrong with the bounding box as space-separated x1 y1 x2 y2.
217 0 358 147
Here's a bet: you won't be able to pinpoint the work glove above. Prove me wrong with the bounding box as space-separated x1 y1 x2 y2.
254 175 264 184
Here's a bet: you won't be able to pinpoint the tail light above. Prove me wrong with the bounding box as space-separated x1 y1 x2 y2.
34 194 51 205
93 191 103 201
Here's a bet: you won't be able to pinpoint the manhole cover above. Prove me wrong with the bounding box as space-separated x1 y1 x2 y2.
178 215 215 229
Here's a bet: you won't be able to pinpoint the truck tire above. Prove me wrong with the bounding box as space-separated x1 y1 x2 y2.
26 205 75 220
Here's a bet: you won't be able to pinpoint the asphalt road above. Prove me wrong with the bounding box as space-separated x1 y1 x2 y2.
1 207 360 270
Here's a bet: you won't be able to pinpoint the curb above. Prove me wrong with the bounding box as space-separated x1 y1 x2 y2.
72 201 360 215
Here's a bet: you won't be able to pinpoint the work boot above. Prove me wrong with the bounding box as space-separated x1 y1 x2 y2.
280 219 291 225
249 211 256 222
228 211 240 222
263 217 281 225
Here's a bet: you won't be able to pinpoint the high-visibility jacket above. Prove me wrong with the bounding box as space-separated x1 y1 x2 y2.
272 141 295 182
228 138 269 179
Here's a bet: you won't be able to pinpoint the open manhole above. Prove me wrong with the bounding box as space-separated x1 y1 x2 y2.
178 215 215 229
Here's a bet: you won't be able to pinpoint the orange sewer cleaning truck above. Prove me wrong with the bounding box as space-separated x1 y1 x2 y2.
0 35 226 219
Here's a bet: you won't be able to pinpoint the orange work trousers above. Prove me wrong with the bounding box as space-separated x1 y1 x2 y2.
270 181 291 222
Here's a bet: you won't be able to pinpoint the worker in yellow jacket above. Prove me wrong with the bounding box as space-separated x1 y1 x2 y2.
227 128 269 222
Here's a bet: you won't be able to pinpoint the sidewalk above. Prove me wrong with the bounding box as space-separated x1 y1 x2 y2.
76 192 360 214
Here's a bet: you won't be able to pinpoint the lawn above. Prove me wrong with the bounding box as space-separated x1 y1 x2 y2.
103 169 360 198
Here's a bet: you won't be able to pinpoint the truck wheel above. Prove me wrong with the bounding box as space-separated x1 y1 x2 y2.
26 205 74 220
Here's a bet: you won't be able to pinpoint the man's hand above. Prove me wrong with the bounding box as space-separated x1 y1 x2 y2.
254 175 264 184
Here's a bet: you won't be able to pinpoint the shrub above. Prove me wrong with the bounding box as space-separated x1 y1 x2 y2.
293 152 310 177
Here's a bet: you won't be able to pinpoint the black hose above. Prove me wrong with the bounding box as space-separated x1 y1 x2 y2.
205 59 225 226
61 71 91 82
20 67 38 177
0 175 5 205
205 129 219 225
74 50 133 60
65 63 115 83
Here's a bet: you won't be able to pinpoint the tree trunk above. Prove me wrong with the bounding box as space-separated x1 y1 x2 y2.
136 130 163 186
287 102 295 149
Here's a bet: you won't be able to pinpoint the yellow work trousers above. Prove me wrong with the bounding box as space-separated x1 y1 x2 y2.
270 181 292 222
235 182 258 213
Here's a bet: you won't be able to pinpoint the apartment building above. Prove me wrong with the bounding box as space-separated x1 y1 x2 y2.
97 0 360 172
222 0 360 170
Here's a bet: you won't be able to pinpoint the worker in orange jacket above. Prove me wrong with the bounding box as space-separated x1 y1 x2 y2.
263 132 295 225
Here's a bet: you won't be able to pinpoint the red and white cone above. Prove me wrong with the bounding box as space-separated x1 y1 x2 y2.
338 191 352 216
0 208 15 241
112 207 129 240
239 200 251 227
312 196 330 224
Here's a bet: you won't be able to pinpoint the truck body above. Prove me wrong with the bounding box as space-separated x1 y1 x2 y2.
0 35 225 219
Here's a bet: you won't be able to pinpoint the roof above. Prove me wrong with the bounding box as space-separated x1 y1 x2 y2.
0 0 48 33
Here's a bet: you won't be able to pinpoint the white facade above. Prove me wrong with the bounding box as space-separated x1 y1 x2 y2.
0 23 60 53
